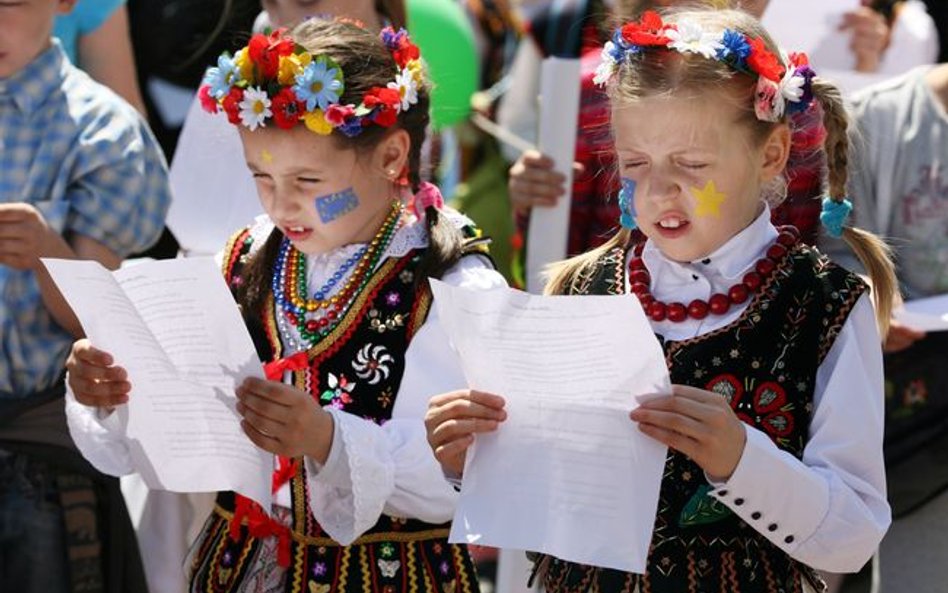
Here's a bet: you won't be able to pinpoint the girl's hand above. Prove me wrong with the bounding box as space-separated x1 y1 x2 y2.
839 6 890 73
236 378 334 462
424 390 507 476
883 319 926 353
65 339 131 409
508 151 583 215
630 384 747 482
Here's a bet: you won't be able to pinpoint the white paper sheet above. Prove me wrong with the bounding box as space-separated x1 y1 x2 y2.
431 280 670 573
168 97 265 256
762 0 860 70
895 294 948 332
526 58 582 294
43 257 271 509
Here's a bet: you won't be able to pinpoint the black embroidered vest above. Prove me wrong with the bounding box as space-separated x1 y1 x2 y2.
537 242 866 593
188 225 486 593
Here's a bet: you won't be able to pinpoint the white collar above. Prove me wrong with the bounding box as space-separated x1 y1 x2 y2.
638 204 778 300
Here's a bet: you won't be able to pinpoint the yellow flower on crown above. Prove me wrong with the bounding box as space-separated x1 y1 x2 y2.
234 48 255 84
407 60 424 86
303 109 333 135
278 52 312 86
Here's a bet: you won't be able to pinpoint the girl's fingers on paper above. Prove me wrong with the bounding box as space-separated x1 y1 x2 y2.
631 408 706 440
72 340 114 367
429 418 498 447
635 393 716 422
241 419 281 452
427 390 505 414
71 362 126 383
70 376 130 407
236 390 290 422
238 403 286 436
636 422 699 458
433 437 473 469
239 379 294 406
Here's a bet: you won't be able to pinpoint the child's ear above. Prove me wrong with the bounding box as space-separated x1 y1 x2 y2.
374 129 411 182
759 123 791 183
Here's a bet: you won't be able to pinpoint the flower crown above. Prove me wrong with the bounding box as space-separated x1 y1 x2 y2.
595 11 817 122
198 26 425 137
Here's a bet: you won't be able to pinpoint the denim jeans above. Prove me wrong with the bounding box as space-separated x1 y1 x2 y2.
0 450 71 592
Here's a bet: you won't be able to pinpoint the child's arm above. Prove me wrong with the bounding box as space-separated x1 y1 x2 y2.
0 204 121 337
700 294 888 572
299 256 508 544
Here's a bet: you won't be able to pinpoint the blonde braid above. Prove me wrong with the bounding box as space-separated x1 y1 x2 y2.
811 77 897 337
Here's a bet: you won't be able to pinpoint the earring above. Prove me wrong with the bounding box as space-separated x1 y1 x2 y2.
618 177 637 230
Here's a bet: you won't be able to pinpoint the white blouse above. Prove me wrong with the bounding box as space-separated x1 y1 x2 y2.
66 212 508 546
635 206 890 573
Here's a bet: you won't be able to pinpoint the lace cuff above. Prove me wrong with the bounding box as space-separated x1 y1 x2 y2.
305 408 395 545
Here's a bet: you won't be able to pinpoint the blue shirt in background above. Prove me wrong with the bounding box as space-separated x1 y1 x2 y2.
52 0 126 64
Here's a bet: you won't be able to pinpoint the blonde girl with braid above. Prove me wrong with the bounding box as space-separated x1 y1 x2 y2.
64 18 503 593
426 7 896 593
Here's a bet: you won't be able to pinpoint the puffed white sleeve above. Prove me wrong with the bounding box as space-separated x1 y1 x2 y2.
303 256 507 544
705 294 891 572
65 381 136 477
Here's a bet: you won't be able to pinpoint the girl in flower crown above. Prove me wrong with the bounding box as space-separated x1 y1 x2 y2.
64 18 502 593
426 7 896 593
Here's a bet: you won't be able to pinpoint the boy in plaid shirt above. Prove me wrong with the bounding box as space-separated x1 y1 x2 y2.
0 1 170 590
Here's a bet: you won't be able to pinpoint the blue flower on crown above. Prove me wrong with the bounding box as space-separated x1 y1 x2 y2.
203 54 240 99
293 57 343 112
716 29 751 69
611 29 642 60
381 27 409 51
338 117 364 137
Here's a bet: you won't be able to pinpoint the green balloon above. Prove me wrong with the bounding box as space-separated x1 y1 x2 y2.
408 0 478 129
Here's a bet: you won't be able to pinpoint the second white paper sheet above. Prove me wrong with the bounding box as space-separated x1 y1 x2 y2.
431 280 670 573
44 257 271 509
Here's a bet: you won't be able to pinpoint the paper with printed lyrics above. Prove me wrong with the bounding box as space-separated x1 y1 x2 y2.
895 294 948 332
42 257 271 509
526 57 582 294
430 280 671 573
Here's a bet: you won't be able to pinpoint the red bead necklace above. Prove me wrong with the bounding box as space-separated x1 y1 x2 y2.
628 226 800 323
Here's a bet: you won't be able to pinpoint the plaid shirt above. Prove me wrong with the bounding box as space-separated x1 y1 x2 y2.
0 41 171 397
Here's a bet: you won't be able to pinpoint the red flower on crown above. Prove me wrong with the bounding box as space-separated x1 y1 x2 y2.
221 87 244 125
198 84 218 114
271 87 305 129
747 37 786 82
248 29 296 80
621 10 674 47
364 87 401 127
325 104 356 126
393 40 420 69
789 52 810 69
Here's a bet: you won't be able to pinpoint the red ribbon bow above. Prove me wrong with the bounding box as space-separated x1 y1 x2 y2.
230 496 293 568
263 352 310 381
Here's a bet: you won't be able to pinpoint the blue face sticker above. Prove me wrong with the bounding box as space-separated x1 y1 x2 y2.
618 177 637 230
315 187 360 224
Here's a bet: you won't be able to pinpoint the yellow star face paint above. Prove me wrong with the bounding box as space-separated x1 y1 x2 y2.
693 180 726 218
261 149 274 164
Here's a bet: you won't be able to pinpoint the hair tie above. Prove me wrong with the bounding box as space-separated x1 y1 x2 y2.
411 182 444 218
820 197 852 238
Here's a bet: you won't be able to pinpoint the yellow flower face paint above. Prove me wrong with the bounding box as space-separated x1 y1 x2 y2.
693 180 726 218
261 149 274 164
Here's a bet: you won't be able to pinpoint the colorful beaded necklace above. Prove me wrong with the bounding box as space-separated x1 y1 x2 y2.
628 226 800 322
272 200 403 346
